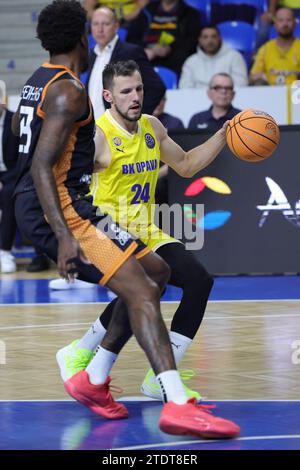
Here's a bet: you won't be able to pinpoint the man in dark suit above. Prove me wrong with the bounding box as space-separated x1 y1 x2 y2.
0 103 19 273
83 6 165 120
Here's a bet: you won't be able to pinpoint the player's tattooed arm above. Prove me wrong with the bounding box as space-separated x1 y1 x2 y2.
31 79 89 279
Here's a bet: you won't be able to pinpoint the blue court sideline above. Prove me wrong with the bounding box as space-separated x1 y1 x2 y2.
0 275 300 304
0 400 299 450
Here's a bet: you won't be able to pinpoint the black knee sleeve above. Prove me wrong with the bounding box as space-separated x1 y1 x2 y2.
157 243 213 339
99 297 118 329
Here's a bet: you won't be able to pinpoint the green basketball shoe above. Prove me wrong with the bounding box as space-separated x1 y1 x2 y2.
56 339 93 382
141 368 202 401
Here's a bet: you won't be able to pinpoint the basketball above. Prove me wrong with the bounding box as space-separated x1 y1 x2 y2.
226 109 280 162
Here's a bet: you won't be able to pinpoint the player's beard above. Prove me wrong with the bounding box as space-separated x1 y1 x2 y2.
279 30 294 39
115 103 142 122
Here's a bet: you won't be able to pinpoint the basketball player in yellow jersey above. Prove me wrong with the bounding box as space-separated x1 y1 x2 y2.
58 60 231 404
90 102 174 253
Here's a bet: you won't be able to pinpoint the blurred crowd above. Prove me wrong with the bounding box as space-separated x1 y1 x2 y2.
1 0 299 274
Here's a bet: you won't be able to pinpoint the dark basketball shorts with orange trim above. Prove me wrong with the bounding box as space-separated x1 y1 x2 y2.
15 190 150 285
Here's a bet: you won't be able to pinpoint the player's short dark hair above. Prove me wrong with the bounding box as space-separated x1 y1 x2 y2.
37 0 87 55
103 60 141 90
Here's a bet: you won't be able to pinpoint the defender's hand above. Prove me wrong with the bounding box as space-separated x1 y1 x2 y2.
57 233 90 280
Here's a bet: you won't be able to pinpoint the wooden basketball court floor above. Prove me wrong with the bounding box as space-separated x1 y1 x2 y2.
0 267 300 450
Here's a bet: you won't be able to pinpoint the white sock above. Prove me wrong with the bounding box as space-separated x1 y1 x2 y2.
76 318 106 351
86 346 117 385
170 331 192 366
156 370 188 404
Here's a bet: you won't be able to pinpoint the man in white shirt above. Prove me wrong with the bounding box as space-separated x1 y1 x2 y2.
88 11 119 119
85 7 165 120
0 102 19 273
179 25 248 89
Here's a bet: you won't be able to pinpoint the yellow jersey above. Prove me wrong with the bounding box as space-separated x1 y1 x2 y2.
279 1 300 8
91 110 178 251
97 0 138 19
251 38 300 85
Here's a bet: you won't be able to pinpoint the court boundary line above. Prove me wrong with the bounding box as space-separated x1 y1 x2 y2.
1 311 300 331
1 398 300 402
112 434 300 450
1 299 300 307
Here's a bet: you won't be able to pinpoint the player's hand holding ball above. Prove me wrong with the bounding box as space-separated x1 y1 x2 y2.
226 109 280 162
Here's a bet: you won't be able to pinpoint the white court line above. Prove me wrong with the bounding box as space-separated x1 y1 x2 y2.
0 322 91 331
112 434 300 450
0 397 298 449
120 397 300 402
209 299 300 303
204 314 300 320
1 398 300 402
0 302 108 307
1 312 300 332
1 299 300 307
0 399 74 402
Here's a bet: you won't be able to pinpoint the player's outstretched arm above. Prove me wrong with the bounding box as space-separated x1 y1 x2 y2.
149 116 227 178
30 79 89 279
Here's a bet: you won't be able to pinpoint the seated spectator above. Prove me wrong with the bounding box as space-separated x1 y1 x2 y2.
126 0 201 75
256 1 300 50
188 73 241 131
153 94 184 130
83 0 149 22
251 8 300 85
0 102 19 273
255 0 278 49
85 7 165 119
153 94 184 207
179 25 248 89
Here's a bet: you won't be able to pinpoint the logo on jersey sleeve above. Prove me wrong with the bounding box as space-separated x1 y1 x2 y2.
145 133 155 149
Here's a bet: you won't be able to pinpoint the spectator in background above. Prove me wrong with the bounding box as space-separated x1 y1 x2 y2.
256 1 300 50
250 8 300 85
83 0 149 22
0 102 19 273
126 0 201 76
153 94 184 207
188 73 241 130
85 7 165 120
255 0 278 49
179 25 248 89
153 94 184 130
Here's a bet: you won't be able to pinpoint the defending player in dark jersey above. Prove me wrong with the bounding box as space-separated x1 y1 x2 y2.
12 0 239 438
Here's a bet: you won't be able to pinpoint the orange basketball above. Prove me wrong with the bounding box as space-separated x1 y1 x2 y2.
226 109 280 162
